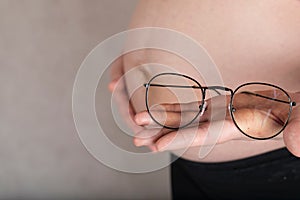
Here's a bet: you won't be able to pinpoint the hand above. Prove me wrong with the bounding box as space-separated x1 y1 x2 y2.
134 92 300 155
108 61 157 151
134 94 245 152
108 59 145 134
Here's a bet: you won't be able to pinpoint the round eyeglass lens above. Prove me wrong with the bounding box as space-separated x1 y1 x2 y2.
231 83 292 139
146 73 204 129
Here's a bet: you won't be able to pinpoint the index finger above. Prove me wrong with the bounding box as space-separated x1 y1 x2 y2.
150 101 205 112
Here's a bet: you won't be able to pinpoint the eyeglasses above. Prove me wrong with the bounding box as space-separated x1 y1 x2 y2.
144 72 296 140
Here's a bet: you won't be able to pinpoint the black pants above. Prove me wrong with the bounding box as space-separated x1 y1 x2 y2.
171 148 300 200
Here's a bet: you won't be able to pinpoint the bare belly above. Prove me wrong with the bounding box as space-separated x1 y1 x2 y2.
123 0 300 162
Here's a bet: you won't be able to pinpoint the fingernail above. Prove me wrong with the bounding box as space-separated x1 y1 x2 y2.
108 82 115 92
133 138 142 147
149 145 158 153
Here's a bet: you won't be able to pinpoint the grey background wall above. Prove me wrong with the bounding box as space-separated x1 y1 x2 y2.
0 0 170 199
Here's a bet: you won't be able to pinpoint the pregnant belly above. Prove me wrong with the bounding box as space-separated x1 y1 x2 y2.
175 140 285 162
124 0 300 162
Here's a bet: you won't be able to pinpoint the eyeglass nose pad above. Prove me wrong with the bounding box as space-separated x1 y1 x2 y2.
229 104 236 112
199 101 208 116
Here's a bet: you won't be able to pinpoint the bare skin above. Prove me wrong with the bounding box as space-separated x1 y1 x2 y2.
110 0 300 162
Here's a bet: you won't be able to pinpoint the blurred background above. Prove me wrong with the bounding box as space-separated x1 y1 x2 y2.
0 0 170 199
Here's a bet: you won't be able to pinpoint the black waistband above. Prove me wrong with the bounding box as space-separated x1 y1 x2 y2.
172 147 296 171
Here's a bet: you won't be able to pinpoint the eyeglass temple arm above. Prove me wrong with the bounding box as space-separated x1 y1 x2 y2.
143 83 223 95
143 83 297 106
144 83 201 89
241 91 297 106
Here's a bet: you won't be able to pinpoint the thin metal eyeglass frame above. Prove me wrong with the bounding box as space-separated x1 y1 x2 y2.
144 72 297 140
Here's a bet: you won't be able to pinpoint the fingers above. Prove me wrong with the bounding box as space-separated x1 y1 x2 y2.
108 79 118 92
135 101 209 127
135 110 210 129
133 119 243 152
133 95 232 151
135 110 206 128
147 120 238 152
111 77 142 133
108 56 125 92
134 128 172 147
151 101 204 112
108 73 126 93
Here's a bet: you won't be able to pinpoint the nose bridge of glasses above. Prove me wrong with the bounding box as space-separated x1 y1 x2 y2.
144 83 201 89
203 86 234 96
200 86 234 114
